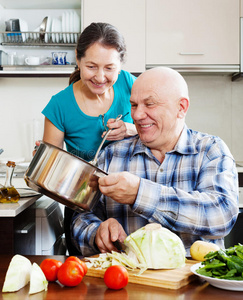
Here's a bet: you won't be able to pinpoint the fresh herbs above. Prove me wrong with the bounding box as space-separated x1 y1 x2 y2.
196 244 243 280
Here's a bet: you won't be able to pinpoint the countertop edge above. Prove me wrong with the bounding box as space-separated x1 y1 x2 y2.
0 195 41 217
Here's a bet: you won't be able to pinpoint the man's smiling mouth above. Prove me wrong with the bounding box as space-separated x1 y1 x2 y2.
140 124 153 128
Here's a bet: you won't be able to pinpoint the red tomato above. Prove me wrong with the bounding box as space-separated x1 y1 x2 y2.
65 256 88 276
40 258 63 282
104 265 129 290
57 261 84 287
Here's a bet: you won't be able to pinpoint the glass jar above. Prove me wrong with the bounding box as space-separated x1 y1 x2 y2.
0 161 20 203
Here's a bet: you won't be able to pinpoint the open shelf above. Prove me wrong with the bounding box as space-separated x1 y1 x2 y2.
0 31 80 46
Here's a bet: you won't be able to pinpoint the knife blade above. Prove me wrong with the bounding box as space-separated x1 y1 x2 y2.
113 239 128 252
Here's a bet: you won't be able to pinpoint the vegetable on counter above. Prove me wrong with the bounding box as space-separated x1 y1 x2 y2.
57 260 84 287
40 256 88 287
40 258 63 282
2 254 32 292
104 265 129 290
196 244 243 280
65 256 88 276
2 254 48 295
190 240 220 261
2 254 89 295
85 223 186 274
29 263 48 295
124 223 186 269
85 251 144 274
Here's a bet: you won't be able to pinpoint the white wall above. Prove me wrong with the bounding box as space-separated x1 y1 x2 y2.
185 74 243 162
0 74 243 163
0 77 68 162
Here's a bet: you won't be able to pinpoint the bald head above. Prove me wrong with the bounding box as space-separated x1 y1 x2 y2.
130 67 190 159
132 67 189 104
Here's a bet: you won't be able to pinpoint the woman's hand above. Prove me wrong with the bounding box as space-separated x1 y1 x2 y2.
102 119 127 141
102 119 137 140
32 140 41 157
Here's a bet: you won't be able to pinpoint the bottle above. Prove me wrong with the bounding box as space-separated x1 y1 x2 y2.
0 161 20 203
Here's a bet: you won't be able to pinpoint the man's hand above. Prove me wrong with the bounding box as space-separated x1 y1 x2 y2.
95 218 127 253
98 172 140 205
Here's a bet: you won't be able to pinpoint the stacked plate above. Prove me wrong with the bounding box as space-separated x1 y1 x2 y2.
45 16 52 43
62 11 80 44
41 11 80 44
51 17 62 43
19 19 29 42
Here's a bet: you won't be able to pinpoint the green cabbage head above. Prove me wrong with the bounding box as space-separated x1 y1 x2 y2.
124 223 186 269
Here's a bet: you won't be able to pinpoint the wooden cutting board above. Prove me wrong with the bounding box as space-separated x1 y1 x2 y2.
86 259 198 290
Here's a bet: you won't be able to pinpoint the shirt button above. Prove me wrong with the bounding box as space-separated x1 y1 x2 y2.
160 168 163 172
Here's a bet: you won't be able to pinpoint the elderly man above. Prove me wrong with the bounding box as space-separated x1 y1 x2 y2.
71 67 239 256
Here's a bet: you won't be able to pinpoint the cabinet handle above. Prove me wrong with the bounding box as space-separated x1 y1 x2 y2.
15 222 35 234
179 52 204 55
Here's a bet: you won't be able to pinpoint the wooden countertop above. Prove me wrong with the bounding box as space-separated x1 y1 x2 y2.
0 255 243 300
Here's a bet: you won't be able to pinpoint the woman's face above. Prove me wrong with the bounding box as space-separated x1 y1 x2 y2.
77 42 121 95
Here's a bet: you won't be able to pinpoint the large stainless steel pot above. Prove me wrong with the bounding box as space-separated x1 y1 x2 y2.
24 142 107 211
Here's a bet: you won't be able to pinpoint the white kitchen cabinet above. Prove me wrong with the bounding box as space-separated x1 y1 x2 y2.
146 0 240 72
81 0 145 73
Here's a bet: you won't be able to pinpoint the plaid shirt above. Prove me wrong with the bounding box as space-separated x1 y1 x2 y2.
72 125 239 256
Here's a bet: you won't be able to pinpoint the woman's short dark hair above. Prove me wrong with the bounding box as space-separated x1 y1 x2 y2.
69 22 127 85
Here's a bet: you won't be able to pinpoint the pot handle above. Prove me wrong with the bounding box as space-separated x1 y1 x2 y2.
94 170 107 178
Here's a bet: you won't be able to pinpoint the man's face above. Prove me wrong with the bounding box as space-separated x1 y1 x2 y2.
130 76 183 152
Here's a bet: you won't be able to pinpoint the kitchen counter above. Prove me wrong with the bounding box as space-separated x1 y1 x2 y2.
0 255 243 300
0 194 41 217
0 174 42 217
0 194 42 255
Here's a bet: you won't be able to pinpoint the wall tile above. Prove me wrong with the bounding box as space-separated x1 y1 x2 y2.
0 74 243 162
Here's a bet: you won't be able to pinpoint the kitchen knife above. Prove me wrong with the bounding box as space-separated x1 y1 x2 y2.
113 239 128 252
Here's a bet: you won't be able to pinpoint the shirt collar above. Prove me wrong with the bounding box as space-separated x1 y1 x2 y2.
131 136 155 159
173 125 198 155
131 125 198 158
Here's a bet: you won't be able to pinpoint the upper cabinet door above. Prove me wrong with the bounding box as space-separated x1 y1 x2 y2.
82 0 146 73
146 0 239 66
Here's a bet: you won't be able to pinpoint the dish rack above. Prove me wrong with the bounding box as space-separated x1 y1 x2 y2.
0 31 80 46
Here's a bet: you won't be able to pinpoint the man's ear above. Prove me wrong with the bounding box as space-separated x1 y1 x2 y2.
177 98 189 119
